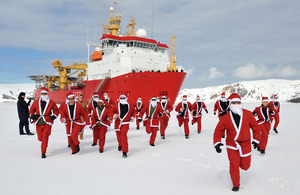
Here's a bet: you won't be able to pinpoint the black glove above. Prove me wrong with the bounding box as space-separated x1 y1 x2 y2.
214 112 216 115
30 114 39 120
50 115 57 121
252 112 257 116
205 109 208 114
28 99 32 103
273 128 278 134
138 119 142 122
214 143 224 153
252 141 258 149
192 111 196 115
158 112 163 117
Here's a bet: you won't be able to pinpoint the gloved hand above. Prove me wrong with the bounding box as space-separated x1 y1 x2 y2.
214 143 224 153
252 141 258 149
138 119 142 123
205 109 208 114
158 112 163 117
50 115 57 121
30 114 39 120
214 112 216 115
192 111 196 115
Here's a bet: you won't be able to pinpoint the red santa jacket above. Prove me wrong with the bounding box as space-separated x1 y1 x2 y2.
214 109 261 157
104 97 115 108
91 106 111 130
214 100 229 115
192 101 207 118
29 98 59 125
87 101 98 115
58 101 66 115
109 102 136 130
160 101 173 118
253 106 275 125
134 101 145 116
138 103 163 127
269 101 280 113
60 102 90 135
175 102 192 119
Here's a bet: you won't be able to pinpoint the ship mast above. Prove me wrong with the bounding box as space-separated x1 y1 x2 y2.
103 2 121 36
167 36 178 72
126 17 136 36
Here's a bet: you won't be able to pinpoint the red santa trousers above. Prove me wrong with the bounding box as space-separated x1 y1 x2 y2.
135 116 141 128
227 148 251 188
93 128 100 144
68 124 82 153
116 124 130 153
272 114 280 129
159 115 169 136
258 122 271 151
192 116 202 133
177 116 190 136
145 122 158 145
94 126 107 151
36 124 52 154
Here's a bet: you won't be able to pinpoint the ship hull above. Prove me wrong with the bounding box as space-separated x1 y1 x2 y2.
34 72 186 105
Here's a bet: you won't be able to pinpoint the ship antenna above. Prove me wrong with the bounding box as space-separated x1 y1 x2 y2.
151 3 154 39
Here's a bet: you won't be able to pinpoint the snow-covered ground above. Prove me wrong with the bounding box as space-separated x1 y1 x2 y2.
0 102 299 195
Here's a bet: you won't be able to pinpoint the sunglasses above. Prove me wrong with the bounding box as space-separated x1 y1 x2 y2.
120 97 126 100
41 93 48 95
231 101 241 104
68 98 75 100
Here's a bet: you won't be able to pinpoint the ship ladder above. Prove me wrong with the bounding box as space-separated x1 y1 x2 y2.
87 75 110 105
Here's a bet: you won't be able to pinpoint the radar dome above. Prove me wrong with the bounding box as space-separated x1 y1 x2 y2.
136 29 147 37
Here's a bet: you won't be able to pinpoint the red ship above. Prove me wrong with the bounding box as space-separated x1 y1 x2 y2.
30 3 186 105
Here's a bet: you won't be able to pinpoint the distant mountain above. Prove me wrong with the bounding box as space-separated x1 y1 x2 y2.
176 79 300 104
0 83 35 102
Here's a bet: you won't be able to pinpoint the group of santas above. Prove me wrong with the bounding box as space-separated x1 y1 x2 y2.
213 92 280 192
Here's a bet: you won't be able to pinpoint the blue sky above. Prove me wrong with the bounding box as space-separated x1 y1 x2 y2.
0 0 299 88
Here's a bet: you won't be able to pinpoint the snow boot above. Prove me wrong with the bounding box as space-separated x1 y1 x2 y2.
118 146 122 151
260 150 265 155
41 154 46 159
161 135 165 139
123 152 127 158
136 126 139 130
232 186 239 192
150 144 155 147
91 143 97 146
185 135 189 139
75 145 80 153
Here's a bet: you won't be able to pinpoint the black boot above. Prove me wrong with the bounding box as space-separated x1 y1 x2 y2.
161 135 165 139
68 144 71 148
198 131 201 134
41 154 46 159
232 186 239 191
185 135 189 139
20 132 26 135
260 150 265 155
75 145 80 153
122 152 127 158
27 132 34 135
91 143 97 146
257 147 261 152
150 144 155 147
273 128 278 134
136 126 139 130
99 150 103 153
118 146 122 151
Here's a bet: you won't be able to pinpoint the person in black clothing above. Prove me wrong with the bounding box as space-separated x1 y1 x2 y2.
17 92 34 135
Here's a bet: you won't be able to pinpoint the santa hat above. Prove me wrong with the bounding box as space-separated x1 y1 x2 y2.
161 96 167 99
227 93 241 103
119 94 127 99
196 95 200 101
97 98 104 103
262 96 269 102
151 97 157 101
66 92 75 99
273 94 278 99
93 92 99 97
221 92 225 98
40 87 49 94
182 95 187 100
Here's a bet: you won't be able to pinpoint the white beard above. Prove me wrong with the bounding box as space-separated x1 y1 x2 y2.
120 99 128 105
41 95 49 102
220 98 227 102
182 100 187 104
137 100 142 103
230 104 243 116
151 101 157 107
104 95 108 99
93 98 99 102
161 99 167 103
196 100 201 103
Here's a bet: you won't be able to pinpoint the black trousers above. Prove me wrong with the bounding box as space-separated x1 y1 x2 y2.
19 119 30 134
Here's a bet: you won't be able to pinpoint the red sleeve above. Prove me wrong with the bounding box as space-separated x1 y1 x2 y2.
188 102 193 111
213 118 226 146
29 100 38 115
202 102 207 109
175 103 181 112
214 101 218 112
253 107 259 114
138 104 147 119
108 104 117 119
87 102 93 115
51 101 59 117
91 108 97 127
80 104 90 125
167 102 173 112
248 112 261 143
278 103 280 113
60 104 67 122
192 102 197 112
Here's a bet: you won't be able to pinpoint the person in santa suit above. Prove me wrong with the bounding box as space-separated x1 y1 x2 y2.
138 97 163 146
213 93 261 192
214 92 229 117
77 94 87 140
175 95 192 139
191 95 208 134
103 92 114 108
159 96 173 139
29 87 59 158
87 92 100 146
268 94 280 134
60 93 90 155
134 97 145 130
90 98 111 153
109 95 136 158
253 97 275 155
